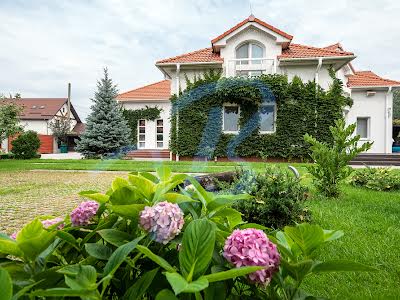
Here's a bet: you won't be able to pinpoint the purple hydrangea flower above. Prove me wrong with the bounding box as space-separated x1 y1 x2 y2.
41 217 65 229
10 232 17 240
139 201 184 244
70 201 99 226
223 228 280 285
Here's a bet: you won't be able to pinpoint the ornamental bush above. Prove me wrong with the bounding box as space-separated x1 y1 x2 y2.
224 166 310 229
11 130 41 159
349 167 400 191
0 167 375 299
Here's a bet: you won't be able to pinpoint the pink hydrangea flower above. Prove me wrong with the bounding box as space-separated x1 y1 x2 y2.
10 232 17 240
139 201 184 244
70 201 99 226
223 228 280 285
41 217 65 229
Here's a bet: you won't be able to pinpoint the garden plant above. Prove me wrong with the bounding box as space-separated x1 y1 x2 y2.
349 167 400 191
10 130 41 159
0 167 375 299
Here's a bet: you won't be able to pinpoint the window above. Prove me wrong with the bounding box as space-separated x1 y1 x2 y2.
260 104 275 132
237 70 263 77
235 42 264 65
357 117 369 139
156 119 163 148
138 119 146 148
223 105 240 132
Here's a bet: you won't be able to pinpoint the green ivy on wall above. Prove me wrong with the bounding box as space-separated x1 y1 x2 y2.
123 106 162 147
170 69 351 159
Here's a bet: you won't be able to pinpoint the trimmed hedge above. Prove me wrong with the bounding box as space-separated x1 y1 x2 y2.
170 70 351 159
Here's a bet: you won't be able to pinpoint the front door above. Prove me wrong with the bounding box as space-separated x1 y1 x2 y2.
137 119 166 149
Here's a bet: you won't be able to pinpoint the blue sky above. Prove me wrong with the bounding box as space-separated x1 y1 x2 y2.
1 0 400 120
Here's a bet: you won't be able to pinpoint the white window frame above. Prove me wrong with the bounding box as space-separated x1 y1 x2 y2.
235 42 265 65
138 119 146 149
222 103 240 134
155 119 164 149
259 103 277 134
356 117 370 140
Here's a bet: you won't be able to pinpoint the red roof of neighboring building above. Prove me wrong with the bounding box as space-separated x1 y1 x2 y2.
0 98 81 122
156 48 223 64
347 71 400 87
211 15 293 44
117 80 171 101
279 43 354 59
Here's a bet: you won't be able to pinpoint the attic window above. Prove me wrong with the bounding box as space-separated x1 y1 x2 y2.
32 105 37 109
39 105 45 109
236 42 264 64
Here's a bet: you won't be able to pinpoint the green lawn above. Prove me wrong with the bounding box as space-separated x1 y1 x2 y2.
0 161 399 298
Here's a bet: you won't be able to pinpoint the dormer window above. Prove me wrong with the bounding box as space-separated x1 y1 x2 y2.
236 42 264 65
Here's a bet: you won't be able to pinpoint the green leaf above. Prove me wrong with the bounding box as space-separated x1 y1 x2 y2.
0 267 12 300
110 187 140 205
280 259 314 281
204 282 227 300
202 266 263 283
207 194 252 212
136 245 175 272
111 204 146 219
311 260 377 273
112 177 130 191
139 172 159 183
0 233 23 257
103 236 144 277
284 223 324 257
123 267 159 300
65 265 97 291
128 175 156 200
79 190 109 204
155 289 178 300
163 193 198 204
187 177 213 207
157 165 172 181
179 219 216 280
98 229 134 247
323 229 344 242
239 223 268 230
30 288 95 297
11 280 43 300
211 208 244 229
56 231 77 247
85 243 112 260
16 219 56 261
165 272 209 295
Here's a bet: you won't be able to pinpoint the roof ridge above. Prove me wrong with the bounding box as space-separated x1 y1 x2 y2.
156 47 214 64
118 80 170 97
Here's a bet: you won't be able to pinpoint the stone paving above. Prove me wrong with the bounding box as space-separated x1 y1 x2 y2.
0 170 127 234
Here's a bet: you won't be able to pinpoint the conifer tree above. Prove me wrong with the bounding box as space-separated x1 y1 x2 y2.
76 68 131 158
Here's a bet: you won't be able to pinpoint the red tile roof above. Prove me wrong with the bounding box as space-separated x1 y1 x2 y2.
323 42 344 52
211 15 293 44
347 71 400 87
156 48 223 64
279 43 354 59
117 80 171 101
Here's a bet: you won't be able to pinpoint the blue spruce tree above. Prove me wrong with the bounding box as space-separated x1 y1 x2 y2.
76 68 131 158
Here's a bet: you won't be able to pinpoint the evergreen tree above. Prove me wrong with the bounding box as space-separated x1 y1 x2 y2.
76 68 131 158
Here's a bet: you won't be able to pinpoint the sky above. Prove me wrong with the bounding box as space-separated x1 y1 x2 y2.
1 0 400 120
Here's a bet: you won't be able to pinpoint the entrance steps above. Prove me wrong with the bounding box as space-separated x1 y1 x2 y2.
350 154 400 166
125 149 170 160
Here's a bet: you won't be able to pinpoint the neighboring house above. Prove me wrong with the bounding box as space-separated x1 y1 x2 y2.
0 98 83 154
117 15 400 155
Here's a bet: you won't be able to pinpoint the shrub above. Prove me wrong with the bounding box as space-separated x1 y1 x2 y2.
11 130 41 159
304 119 373 197
0 167 375 299
225 166 310 229
349 167 400 191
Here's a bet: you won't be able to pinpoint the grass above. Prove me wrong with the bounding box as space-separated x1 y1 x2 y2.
0 161 399 298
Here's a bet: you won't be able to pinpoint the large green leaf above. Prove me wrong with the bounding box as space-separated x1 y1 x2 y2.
136 245 175 272
79 191 109 204
165 272 209 295
311 260 377 273
202 266 263 283
64 265 97 291
207 194 252 212
123 267 159 300
128 175 156 200
0 233 23 257
111 204 146 219
163 193 198 204
139 172 159 183
16 219 56 261
187 177 213 207
323 229 344 242
284 223 324 257
211 208 244 229
157 165 172 181
30 288 96 297
85 243 112 260
204 282 226 300
179 219 216 280
112 177 130 191
280 259 314 281
98 229 134 247
155 289 178 300
103 236 144 276
109 187 140 205
0 267 12 300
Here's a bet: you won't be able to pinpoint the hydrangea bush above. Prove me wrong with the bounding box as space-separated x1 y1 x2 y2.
0 166 375 299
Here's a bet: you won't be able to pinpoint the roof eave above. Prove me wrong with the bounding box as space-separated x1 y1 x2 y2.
350 85 400 90
155 61 223 66
278 55 356 62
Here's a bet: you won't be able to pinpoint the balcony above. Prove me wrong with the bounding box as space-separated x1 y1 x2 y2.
226 58 277 77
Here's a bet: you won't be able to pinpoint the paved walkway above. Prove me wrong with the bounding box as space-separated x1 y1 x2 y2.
40 152 82 159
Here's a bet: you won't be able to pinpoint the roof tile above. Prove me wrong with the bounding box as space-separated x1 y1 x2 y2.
117 80 171 101
156 48 223 64
279 44 354 59
347 71 400 87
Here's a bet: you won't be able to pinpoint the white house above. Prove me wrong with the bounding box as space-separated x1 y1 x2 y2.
0 98 83 154
117 15 400 156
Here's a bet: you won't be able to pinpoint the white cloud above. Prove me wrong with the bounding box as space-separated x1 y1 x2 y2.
1 0 399 120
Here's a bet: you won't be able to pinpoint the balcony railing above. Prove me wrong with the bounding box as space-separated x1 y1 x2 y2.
226 58 277 77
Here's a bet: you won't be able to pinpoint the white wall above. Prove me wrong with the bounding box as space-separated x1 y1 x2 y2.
279 65 333 90
119 101 171 149
346 90 391 153
20 120 50 134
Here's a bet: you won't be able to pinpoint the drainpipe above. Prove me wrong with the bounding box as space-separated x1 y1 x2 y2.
385 86 393 153
175 63 181 161
315 57 323 85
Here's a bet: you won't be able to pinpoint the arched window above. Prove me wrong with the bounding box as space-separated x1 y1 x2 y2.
235 42 264 65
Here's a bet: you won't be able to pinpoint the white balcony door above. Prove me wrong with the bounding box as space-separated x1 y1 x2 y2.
137 119 166 149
